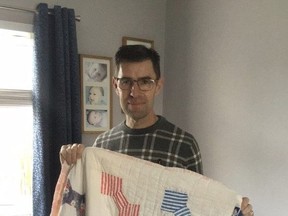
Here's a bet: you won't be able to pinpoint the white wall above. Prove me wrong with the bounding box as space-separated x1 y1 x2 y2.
165 1 288 215
0 0 166 145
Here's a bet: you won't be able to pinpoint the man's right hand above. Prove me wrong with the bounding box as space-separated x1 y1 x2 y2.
59 143 85 165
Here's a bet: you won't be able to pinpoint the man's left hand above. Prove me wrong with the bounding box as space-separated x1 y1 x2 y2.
241 197 254 216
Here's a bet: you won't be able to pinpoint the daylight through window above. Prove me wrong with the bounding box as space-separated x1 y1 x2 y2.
0 25 34 216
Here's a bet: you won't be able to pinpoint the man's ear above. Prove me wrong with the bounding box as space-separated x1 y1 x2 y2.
112 77 120 96
155 77 164 96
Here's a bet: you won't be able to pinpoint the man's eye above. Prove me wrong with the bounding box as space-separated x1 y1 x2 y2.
120 79 131 85
141 79 152 85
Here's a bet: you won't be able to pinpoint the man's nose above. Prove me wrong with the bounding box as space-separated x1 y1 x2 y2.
130 81 141 96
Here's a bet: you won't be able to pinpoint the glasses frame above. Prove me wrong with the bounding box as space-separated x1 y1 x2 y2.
114 77 158 91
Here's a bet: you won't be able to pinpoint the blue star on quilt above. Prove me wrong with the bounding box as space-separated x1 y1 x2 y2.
161 190 192 216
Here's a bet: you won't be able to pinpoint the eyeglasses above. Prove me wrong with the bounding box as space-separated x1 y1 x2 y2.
115 77 157 91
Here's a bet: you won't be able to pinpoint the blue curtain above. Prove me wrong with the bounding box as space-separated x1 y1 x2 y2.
32 3 81 216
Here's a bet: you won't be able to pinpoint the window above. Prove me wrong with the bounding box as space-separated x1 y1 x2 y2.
0 21 34 216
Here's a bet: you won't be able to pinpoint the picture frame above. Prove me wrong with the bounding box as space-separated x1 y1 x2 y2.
80 54 112 133
122 36 154 48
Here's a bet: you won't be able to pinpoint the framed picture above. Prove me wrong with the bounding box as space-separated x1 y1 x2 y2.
80 54 112 133
122 36 154 48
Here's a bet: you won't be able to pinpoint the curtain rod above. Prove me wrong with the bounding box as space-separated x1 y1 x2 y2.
0 5 81 22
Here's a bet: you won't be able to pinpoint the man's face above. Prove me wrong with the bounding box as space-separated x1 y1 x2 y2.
113 60 162 121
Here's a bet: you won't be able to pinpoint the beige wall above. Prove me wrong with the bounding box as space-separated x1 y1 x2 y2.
165 1 288 215
0 0 166 144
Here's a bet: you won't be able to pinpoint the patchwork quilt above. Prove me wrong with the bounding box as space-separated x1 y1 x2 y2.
50 147 242 216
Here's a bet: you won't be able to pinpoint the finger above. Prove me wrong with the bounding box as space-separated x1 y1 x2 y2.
70 144 79 164
241 197 249 209
241 197 254 215
65 144 73 165
59 144 69 164
242 204 253 215
242 204 253 214
76 144 85 159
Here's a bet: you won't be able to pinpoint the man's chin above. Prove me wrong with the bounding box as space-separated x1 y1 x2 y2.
125 109 146 120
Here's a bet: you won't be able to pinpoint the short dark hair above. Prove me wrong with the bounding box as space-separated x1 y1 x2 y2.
115 45 161 79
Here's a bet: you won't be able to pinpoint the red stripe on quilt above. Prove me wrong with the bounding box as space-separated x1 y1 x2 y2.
101 172 140 216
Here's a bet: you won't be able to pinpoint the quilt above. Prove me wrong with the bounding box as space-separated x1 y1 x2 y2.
50 147 242 216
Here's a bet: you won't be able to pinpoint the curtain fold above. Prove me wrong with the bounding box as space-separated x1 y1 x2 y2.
32 3 81 216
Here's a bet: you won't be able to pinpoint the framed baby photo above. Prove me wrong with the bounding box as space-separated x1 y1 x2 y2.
80 54 112 133
122 36 154 48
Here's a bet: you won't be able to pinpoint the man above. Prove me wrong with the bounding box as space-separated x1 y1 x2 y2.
60 45 254 215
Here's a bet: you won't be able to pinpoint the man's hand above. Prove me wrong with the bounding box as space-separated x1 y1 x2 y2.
241 197 254 216
59 144 85 165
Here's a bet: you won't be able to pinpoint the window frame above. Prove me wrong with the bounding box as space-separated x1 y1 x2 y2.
0 20 33 106
0 89 32 106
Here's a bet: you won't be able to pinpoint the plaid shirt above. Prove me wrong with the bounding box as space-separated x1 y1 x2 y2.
93 116 203 174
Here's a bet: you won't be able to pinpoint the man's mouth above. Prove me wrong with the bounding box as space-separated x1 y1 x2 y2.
128 100 143 105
